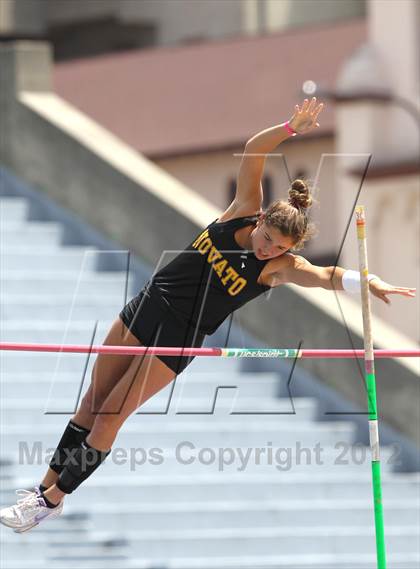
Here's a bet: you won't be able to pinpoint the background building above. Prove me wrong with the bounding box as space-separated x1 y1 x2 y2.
1 0 366 60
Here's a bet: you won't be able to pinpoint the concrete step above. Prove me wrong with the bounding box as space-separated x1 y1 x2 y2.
58 555 420 569
0 352 98 373
4 445 398 479
0 320 112 343
1 525 418 559
129 553 420 569
6 525 416 557
0 372 290 401
3 473 419 503
2 553 420 569
0 197 29 222
92 526 419 557
1 293 124 303
0 518 88 537
0 536 126 563
1 271 133 295
1 420 357 452
64 499 420 531
0 394 318 423
1 249 103 271
1 294 125 320
0 351 241 374
3 552 127 566
1 223 63 247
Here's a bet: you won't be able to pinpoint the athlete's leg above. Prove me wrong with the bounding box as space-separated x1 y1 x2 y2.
43 353 177 504
40 317 142 490
73 317 143 428
88 352 177 450
0 319 149 531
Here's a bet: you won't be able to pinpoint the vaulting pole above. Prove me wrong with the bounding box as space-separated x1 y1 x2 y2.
355 205 387 568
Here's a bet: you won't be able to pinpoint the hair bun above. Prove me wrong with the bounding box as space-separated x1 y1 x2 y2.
288 179 312 210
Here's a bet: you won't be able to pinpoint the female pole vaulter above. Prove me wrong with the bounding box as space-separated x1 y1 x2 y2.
1 97 415 532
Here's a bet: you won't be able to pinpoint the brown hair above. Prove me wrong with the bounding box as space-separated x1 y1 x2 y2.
263 179 318 251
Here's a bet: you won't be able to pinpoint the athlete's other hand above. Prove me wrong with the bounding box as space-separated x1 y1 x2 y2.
369 278 416 305
289 97 324 134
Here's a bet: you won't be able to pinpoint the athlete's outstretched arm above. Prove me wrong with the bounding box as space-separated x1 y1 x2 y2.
246 97 323 153
235 97 324 207
279 254 416 305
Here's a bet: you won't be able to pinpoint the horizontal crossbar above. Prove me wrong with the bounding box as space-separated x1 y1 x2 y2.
0 343 419 358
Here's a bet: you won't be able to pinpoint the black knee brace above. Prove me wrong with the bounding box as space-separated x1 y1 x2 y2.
55 440 111 494
49 420 91 474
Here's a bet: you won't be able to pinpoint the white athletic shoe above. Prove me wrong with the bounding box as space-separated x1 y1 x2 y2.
0 487 64 533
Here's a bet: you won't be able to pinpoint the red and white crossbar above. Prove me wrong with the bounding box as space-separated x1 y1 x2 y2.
0 343 418 358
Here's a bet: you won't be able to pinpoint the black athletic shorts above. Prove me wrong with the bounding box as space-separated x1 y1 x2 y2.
119 285 206 375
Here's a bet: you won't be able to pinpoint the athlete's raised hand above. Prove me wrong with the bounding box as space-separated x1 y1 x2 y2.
289 97 324 134
369 278 416 305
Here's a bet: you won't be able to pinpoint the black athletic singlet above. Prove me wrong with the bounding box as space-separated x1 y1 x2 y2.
145 215 272 335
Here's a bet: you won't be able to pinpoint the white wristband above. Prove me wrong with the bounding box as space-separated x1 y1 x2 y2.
342 270 380 293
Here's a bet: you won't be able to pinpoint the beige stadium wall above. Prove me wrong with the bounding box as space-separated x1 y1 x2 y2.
338 171 419 343
368 175 419 340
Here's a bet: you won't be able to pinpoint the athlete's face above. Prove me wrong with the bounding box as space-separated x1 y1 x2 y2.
251 215 295 260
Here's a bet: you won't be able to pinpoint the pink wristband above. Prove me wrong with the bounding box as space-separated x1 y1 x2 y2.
284 121 297 136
